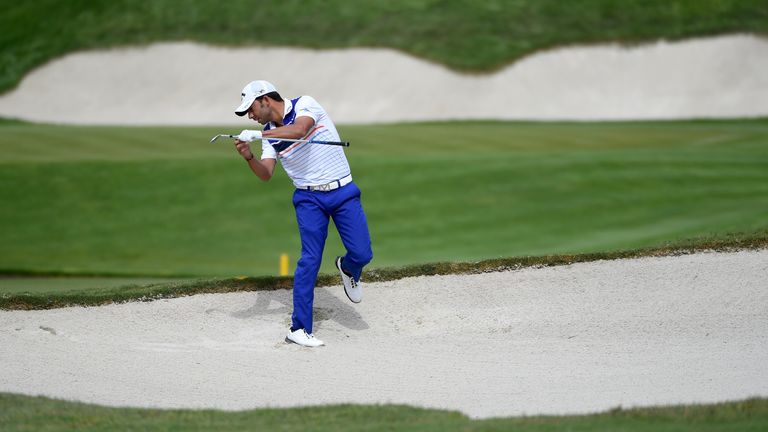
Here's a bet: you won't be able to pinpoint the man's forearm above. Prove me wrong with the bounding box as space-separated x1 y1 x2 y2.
263 124 308 140
264 116 314 139
247 157 273 181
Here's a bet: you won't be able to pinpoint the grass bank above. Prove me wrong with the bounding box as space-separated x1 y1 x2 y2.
1 0 767 93
1 119 767 283
2 230 766 310
1 393 766 432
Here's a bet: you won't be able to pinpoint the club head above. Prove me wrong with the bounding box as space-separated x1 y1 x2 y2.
210 134 238 143
210 134 229 143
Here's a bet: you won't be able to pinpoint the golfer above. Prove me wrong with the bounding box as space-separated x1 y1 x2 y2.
233 80 373 348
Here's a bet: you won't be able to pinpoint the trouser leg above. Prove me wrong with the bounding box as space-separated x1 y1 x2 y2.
332 183 373 282
292 191 329 334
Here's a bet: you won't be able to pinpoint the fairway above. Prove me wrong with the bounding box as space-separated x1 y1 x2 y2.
1 119 767 288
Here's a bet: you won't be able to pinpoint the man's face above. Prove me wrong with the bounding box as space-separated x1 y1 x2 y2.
247 98 271 124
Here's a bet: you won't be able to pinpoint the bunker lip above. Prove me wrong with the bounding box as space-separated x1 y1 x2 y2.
1 249 766 419
0 34 766 125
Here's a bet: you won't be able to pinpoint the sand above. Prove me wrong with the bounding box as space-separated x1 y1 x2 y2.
0 34 766 125
1 249 767 418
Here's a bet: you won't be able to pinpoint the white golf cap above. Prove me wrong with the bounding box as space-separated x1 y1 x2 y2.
235 80 278 116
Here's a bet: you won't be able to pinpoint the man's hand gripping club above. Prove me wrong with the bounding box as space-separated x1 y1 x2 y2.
234 130 276 181
234 129 262 161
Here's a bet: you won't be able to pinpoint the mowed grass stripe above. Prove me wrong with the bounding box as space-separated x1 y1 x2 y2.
0 120 767 280
0 125 228 163
365 147 768 259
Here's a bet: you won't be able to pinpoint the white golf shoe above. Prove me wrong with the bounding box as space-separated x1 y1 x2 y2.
336 256 362 303
285 328 324 347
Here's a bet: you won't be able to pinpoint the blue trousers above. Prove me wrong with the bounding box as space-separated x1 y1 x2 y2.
291 182 373 333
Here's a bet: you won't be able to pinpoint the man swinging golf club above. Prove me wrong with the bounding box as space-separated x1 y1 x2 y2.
232 80 373 347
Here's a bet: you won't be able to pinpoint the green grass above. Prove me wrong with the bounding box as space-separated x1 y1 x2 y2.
0 276 187 295
1 393 766 432
1 119 767 286
1 0 767 93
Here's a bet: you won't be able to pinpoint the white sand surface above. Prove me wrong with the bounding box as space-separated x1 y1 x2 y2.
0 34 766 125
1 250 766 418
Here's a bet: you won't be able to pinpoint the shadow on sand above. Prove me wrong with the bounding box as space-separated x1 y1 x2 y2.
229 287 369 331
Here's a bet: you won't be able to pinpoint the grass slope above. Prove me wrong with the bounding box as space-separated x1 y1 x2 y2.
1 393 766 432
1 0 767 93
1 120 767 283
2 230 766 310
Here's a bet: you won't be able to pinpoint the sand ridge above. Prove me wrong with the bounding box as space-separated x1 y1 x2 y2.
1 250 766 418
0 34 766 125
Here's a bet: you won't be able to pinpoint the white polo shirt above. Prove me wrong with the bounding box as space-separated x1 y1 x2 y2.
260 96 351 188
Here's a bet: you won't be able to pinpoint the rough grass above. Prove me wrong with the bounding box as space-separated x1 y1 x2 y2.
1 393 766 432
1 0 767 93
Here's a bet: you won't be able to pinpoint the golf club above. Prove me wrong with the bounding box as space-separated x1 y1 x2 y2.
210 134 350 147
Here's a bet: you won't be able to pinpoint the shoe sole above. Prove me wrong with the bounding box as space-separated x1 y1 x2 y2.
344 287 362 304
285 336 324 347
336 257 362 304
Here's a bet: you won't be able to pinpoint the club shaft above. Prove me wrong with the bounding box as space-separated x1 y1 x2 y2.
218 134 349 147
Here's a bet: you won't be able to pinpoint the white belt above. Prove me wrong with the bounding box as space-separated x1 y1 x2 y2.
298 175 352 192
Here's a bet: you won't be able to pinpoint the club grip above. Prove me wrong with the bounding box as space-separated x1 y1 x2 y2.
312 140 350 146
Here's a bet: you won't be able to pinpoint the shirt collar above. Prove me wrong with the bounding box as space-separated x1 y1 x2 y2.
282 99 293 121
268 98 293 128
